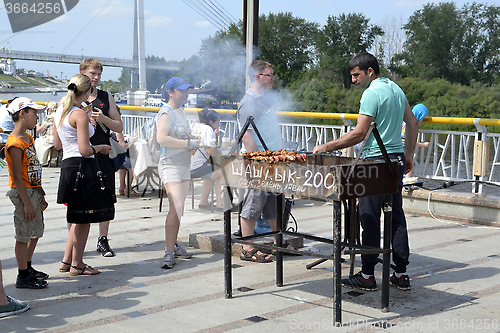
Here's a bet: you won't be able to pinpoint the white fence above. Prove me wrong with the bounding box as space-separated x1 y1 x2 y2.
121 114 500 192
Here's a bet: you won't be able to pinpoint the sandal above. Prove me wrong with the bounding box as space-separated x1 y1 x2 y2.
240 248 272 263
272 241 301 256
69 265 100 276
119 190 126 196
127 190 139 197
59 261 71 273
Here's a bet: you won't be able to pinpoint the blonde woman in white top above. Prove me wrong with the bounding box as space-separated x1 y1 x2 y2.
53 74 111 276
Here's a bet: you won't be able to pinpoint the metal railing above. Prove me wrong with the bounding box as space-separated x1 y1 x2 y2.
117 107 500 194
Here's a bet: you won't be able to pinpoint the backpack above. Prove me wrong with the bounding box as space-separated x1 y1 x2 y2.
146 105 175 163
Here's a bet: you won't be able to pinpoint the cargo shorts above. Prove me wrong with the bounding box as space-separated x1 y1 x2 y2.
6 187 45 243
240 189 277 222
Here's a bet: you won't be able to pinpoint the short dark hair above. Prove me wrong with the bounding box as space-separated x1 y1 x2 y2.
11 107 33 122
198 108 220 125
348 52 380 75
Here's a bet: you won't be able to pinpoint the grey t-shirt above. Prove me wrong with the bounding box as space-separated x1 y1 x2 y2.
158 105 191 167
237 89 281 152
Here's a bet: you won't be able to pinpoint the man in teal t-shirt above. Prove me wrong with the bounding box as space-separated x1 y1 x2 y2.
313 52 419 291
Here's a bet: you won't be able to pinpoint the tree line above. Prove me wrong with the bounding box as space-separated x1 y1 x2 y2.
105 2 500 125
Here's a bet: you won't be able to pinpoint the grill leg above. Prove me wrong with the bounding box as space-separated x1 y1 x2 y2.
276 194 284 287
224 186 232 299
333 200 342 325
381 194 392 312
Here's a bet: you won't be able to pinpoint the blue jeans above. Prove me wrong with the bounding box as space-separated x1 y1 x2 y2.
358 153 410 275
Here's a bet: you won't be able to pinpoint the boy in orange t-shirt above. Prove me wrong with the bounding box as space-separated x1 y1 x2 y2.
5 97 48 289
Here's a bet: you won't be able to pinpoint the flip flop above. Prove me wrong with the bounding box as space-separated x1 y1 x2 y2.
69 265 100 276
59 261 71 273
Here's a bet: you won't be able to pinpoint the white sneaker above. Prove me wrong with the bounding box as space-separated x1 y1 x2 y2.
160 248 176 269
174 243 193 259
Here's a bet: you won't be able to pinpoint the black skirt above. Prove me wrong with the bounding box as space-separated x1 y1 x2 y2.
57 157 116 209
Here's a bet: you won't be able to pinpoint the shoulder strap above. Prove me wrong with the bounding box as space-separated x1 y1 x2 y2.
159 104 179 138
98 123 110 137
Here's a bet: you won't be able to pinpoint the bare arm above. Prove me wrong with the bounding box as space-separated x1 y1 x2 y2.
36 123 46 134
116 132 138 149
90 94 123 133
206 146 218 157
402 101 419 174
313 114 374 153
156 113 189 148
52 123 62 150
8 146 35 220
241 130 258 152
69 109 111 156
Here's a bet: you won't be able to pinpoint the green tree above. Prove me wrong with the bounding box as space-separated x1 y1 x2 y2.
315 13 383 88
257 12 319 87
394 2 500 85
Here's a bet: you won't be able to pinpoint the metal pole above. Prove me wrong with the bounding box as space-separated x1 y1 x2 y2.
224 186 233 299
244 0 259 88
333 200 342 324
131 0 139 91
381 194 392 312
137 0 147 91
276 194 284 287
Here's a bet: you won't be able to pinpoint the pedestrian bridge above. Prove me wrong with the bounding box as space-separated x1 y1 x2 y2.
0 49 179 70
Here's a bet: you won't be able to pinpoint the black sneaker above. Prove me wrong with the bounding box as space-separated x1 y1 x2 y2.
390 273 411 290
342 271 377 291
28 267 49 280
97 236 116 257
16 274 48 289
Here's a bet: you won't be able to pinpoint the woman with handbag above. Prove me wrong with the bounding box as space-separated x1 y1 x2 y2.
190 108 223 211
53 74 112 276
157 77 197 269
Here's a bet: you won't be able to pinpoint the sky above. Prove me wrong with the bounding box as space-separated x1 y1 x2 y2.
0 0 495 82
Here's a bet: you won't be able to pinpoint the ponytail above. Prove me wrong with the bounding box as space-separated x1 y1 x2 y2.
59 74 91 127
197 108 219 125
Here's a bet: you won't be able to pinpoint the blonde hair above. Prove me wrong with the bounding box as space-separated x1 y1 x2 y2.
47 101 57 112
59 74 91 127
79 58 103 72
248 60 272 82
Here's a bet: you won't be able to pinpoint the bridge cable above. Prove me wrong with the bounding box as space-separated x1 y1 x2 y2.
59 0 113 55
211 0 238 24
202 0 235 27
184 0 226 30
182 0 227 31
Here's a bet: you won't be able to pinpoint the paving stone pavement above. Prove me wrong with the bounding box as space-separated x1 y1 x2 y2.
0 167 499 332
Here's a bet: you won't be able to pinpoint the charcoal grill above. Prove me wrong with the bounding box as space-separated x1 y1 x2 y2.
222 117 398 324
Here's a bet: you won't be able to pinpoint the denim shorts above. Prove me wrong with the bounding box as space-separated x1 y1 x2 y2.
190 161 213 179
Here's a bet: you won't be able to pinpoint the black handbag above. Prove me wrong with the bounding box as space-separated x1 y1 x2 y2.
66 155 115 223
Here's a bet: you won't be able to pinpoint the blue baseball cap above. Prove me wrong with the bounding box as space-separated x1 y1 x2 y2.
165 77 193 91
412 104 428 122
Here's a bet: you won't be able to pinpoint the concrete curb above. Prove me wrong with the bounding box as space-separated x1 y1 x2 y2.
189 231 304 257
403 188 500 227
